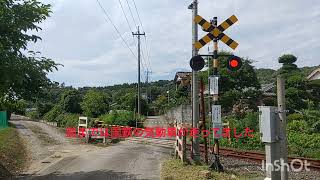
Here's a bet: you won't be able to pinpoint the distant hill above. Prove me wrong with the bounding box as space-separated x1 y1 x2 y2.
255 66 319 84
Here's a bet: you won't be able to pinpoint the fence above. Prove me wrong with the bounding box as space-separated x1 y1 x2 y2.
164 104 192 125
0 111 8 128
39 120 57 127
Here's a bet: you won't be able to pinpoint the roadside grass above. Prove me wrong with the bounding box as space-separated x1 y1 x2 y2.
161 159 262 180
0 124 27 178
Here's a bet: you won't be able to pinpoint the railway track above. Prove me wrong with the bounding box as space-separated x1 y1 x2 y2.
197 144 320 170
126 137 320 170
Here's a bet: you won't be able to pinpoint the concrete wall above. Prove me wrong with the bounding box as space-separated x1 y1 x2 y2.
163 104 192 124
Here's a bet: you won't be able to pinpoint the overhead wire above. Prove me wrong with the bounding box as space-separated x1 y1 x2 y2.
124 0 138 27
118 0 134 33
132 0 144 32
131 0 152 74
95 0 137 60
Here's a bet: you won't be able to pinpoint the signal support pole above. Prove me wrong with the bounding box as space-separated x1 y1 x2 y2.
210 16 223 172
189 0 200 164
133 26 145 121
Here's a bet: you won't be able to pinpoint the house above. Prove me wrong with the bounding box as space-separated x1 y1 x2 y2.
307 68 320 81
261 83 276 96
174 72 191 90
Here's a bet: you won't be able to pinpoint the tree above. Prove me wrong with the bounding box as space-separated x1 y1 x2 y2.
278 54 309 111
278 54 299 75
154 95 168 114
59 89 82 114
119 92 148 115
199 52 261 113
81 90 109 118
0 0 58 111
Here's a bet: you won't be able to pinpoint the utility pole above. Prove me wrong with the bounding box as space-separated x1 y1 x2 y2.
188 0 200 163
277 76 288 180
133 26 145 120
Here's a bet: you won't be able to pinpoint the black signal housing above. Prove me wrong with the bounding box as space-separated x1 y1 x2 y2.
227 55 242 71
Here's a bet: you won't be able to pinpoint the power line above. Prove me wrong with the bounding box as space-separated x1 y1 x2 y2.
132 0 144 31
124 0 138 27
123 0 150 72
96 0 137 59
131 0 152 72
143 37 152 71
118 0 133 33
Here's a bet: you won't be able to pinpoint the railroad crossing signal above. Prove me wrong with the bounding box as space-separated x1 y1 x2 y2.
190 55 205 71
194 15 239 50
227 55 242 71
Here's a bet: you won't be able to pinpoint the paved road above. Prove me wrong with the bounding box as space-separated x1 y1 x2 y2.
10 116 171 180
29 142 170 180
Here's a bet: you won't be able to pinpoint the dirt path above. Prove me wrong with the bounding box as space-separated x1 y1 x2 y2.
10 115 170 180
10 115 101 177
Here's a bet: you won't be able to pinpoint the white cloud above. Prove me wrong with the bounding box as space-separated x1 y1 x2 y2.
28 0 320 87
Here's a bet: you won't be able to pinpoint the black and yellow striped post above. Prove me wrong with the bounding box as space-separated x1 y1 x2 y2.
209 17 223 172
194 15 238 50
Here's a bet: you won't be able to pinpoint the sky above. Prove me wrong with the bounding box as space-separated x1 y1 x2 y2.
28 0 320 87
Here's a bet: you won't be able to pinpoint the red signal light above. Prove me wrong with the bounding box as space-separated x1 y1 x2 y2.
227 56 242 71
230 59 239 68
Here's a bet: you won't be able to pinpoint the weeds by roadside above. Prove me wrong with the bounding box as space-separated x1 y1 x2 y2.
0 124 27 178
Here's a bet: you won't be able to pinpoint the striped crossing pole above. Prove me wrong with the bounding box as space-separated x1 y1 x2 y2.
193 13 239 170
210 17 223 172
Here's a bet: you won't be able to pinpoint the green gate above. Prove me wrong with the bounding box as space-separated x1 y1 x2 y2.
0 111 8 128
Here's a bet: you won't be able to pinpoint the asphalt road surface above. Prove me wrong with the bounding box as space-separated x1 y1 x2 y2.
11 115 171 180
29 142 170 180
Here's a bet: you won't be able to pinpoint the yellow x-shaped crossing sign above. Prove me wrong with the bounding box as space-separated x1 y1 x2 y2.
195 15 239 50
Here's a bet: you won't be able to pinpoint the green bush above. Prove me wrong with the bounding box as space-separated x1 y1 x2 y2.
25 111 40 120
220 132 264 151
225 112 259 132
287 113 304 122
81 90 109 118
287 120 308 133
99 110 135 126
43 105 63 122
288 132 320 158
57 113 79 128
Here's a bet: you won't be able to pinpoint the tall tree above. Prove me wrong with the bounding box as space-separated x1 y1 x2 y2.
60 89 82 114
81 90 110 118
278 54 309 111
0 0 58 111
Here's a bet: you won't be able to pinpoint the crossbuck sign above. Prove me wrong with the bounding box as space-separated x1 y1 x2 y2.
194 15 239 50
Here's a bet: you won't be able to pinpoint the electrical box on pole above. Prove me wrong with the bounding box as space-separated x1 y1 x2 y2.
258 106 281 180
258 106 280 143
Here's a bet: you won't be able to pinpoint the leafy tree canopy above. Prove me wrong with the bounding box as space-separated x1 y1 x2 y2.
81 90 110 118
0 0 58 107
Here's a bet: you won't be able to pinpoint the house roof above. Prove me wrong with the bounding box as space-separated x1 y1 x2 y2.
261 83 275 92
174 72 191 83
261 83 276 96
307 68 320 80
